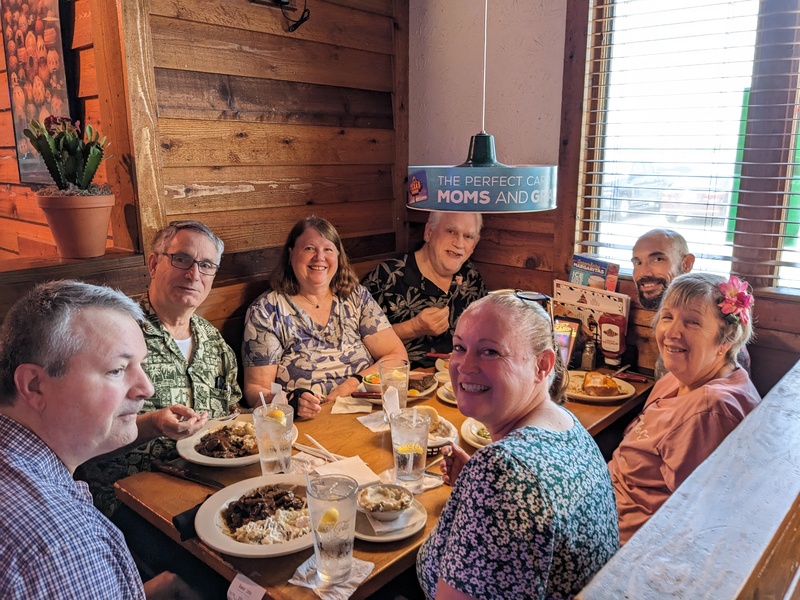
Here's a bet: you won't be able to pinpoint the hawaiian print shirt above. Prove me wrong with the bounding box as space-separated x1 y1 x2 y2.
242 286 391 397
362 250 485 367
78 295 242 517
417 412 619 599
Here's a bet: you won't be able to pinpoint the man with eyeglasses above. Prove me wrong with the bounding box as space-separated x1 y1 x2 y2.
363 211 486 367
80 221 242 519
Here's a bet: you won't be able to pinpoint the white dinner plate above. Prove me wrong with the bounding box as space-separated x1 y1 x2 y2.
177 415 299 467
461 418 492 449
194 474 312 558
435 358 450 373
354 499 427 542
566 370 636 404
409 378 438 400
436 385 457 406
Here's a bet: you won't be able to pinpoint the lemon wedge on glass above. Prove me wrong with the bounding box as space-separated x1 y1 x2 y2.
316 507 339 532
397 443 424 455
266 409 286 426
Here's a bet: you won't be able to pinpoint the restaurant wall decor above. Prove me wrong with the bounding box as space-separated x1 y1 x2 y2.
1 0 71 184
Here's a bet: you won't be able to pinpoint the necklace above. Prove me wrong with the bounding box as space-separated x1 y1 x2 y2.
299 292 329 309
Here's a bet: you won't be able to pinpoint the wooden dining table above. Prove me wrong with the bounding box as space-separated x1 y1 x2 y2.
115 370 653 600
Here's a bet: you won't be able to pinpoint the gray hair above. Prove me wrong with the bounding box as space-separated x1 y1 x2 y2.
460 291 567 403
427 211 484 232
152 220 224 262
0 280 145 405
654 272 754 365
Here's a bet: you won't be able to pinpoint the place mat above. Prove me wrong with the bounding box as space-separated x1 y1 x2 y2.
332 395 373 414
289 555 374 600
378 469 443 493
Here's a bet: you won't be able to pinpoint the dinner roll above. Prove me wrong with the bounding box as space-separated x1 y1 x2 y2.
415 405 440 432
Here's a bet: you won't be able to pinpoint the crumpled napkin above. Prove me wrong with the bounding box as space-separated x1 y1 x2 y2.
361 499 426 535
289 452 328 474
378 469 444 493
332 395 374 414
288 555 374 600
356 410 389 433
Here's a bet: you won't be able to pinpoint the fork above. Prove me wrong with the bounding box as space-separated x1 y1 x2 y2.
216 410 241 422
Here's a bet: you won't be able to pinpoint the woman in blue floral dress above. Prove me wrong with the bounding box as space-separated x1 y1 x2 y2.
417 292 619 599
241 216 406 418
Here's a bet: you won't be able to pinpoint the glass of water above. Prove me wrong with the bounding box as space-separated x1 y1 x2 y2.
379 358 409 422
252 403 294 475
307 474 358 586
390 408 430 493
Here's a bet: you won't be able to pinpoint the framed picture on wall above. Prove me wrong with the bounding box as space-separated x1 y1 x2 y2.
1 0 71 184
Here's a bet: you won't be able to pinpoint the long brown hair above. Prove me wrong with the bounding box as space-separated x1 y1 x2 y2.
270 216 359 297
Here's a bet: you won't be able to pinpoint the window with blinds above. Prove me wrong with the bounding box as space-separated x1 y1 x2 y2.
577 0 800 290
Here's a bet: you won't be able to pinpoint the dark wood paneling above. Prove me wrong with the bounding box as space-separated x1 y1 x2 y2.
149 16 393 92
162 164 393 214
151 0 394 55
154 68 394 129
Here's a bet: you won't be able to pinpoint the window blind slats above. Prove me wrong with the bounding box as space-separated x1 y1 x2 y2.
579 0 800 289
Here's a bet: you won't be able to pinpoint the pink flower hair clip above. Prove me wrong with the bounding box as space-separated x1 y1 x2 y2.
718 275 753 326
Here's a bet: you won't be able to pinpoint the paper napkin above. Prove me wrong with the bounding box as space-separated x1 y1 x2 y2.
332 395 373 414
362 500 426 535
384 386 400 418
314 456 380 488
356 411 390 433
289 452 328 474
289 555 374 600
271 382 288 405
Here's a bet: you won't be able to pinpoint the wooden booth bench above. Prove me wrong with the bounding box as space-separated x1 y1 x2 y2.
579 358 800 600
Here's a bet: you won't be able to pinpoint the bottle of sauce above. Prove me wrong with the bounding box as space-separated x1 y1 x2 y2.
599 312 627 367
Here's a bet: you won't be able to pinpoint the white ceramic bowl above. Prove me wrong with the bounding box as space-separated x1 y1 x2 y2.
363 374 382 393
434 371 451 385
357 484 413 521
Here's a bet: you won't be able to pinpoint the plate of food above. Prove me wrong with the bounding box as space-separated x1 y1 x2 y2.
194 474 312 558
354 498 427 543
566 370 636 404
408 373 438 400
461 417 492 449
435 358 450 373
412 406 458 454
176 414 298 467
436 382 457 406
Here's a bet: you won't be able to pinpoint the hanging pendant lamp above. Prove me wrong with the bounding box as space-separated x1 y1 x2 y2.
407 1 557 213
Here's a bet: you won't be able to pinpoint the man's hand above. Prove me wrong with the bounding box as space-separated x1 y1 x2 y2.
141 405 209 441
415 306 450 337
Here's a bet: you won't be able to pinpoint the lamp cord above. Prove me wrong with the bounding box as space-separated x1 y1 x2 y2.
282 0 310 32
481 0 488 134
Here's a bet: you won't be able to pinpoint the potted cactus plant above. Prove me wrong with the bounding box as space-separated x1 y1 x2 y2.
23 116 115 258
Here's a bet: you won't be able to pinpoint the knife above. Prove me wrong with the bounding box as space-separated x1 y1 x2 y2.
151 460 226 490
426 352 451 359
608 364 631 379
351 391 381 399
615 372 649 383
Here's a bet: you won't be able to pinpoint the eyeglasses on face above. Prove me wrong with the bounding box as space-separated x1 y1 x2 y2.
160 253 219 276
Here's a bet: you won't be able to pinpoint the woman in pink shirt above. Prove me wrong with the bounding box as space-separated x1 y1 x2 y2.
608 272 760 543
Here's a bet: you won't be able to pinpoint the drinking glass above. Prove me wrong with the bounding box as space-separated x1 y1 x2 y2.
306 474 358 586
379 358 409 422
252 403 294 475
389 408 430 493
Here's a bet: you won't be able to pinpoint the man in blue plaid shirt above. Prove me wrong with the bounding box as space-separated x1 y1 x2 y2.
0 280 196 599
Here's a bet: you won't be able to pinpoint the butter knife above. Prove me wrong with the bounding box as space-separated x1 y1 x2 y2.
151 460 225 490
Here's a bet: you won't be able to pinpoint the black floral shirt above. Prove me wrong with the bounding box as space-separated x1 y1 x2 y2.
362 251 485 367
417 413 619 599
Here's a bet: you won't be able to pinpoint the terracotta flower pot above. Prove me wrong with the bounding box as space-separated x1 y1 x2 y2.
36 193 115 258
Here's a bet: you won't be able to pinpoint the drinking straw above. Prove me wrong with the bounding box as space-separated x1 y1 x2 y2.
259 391 268 410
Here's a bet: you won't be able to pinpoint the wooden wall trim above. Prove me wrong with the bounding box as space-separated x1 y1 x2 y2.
393 0 410 253
120 0 167 253
90 0 139 251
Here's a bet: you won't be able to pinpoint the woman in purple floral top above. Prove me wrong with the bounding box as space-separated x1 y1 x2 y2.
417 292 619 599
242 216 406 418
